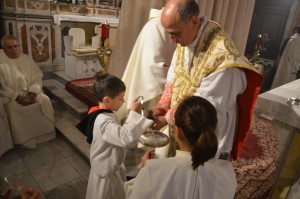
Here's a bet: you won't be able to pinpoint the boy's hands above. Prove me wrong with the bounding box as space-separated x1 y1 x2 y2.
130 96 142 114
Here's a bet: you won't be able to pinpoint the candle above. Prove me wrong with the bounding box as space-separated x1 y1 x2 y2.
254 34 262 51
101 22 110 40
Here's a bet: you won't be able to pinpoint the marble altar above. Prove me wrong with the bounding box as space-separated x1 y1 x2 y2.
255 79 300 199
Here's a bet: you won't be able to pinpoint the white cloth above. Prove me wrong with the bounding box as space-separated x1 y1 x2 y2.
86 111 153 199
107 0 166 78
0 50 55 148
0 102 13 157
115 10 176 121
125 150 237 199
272 33 300 89
287 179 300 199
122 14 176 109
166 18 247 157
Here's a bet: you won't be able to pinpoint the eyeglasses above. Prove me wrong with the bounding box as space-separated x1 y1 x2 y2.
5 45 19 49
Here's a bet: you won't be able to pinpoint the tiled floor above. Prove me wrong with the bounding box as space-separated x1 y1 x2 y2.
0 134 90 199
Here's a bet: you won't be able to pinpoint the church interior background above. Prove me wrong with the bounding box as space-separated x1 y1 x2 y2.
0 0 300 198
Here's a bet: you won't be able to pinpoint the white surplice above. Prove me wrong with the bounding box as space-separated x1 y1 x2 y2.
0 50 55 148
0 102 13 157
125 150 237 199
272 33 300 89
165 18 247 157
86 111 153 199
115 10 176 120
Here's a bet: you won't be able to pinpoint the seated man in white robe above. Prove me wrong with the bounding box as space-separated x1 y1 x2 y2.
0 102 13 157
0 35 55 149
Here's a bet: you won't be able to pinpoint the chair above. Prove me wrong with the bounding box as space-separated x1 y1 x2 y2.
64 28 101 80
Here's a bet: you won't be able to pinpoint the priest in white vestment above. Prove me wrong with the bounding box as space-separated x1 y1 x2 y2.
271 30 300 89
149 0 262 160
115 8 176 121
0 35 55 149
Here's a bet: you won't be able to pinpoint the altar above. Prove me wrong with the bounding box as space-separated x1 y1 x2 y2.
255 79 300 199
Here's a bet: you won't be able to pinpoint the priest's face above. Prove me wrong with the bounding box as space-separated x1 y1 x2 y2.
3 39 20 59
161 14 199 47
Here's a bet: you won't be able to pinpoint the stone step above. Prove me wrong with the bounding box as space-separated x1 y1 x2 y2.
51 101 90 162
43 73 90 161
43 78 88 120
43 72 142 176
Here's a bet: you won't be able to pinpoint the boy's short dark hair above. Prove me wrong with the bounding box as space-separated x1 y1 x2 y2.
93 74 126 102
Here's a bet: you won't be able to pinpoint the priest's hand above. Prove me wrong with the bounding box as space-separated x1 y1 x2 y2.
151 116 167 130
147 107 166 119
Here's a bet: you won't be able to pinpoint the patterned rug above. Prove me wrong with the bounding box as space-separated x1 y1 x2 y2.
65 77 98 108
233 117 279 199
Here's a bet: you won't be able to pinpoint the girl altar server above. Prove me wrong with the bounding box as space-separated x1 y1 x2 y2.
126 96 237 199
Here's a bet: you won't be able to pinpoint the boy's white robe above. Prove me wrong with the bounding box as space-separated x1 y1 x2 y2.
86 111 153 199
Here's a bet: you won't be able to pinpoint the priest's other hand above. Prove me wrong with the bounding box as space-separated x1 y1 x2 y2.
147 107 166 119
151 116 167 130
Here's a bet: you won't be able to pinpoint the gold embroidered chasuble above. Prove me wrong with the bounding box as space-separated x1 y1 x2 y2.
171 21 258 108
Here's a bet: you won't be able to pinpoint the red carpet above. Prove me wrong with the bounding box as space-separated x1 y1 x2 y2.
65 77 98 108
233 117 278 199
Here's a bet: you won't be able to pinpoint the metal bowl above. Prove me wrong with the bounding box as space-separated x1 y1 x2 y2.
286 98 300 106
139 130 169 148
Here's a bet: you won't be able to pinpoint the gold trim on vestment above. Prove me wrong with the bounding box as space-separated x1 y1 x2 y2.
171 21 259 108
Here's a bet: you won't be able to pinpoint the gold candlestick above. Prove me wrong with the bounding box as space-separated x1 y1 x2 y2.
252 34 262 64
96 37 112 76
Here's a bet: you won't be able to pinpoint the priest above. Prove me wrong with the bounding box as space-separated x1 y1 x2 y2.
115 8 176 120
271 27 300 89
148 0 262 160
0 35 55 149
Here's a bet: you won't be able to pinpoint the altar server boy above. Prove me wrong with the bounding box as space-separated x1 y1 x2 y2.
85 74 153 199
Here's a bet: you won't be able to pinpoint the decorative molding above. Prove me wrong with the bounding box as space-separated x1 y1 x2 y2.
4 0 15 8
2 0 121 16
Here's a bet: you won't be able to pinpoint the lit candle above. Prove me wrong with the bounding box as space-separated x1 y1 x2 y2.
254 34 262 51
101 21 110 40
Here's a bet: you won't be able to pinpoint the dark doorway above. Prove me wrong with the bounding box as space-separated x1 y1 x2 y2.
245 0 295 60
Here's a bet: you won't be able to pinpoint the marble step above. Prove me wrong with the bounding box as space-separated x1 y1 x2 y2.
43 72 143 177
43 75 90 162
43 78 88 120
51 101 90 162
